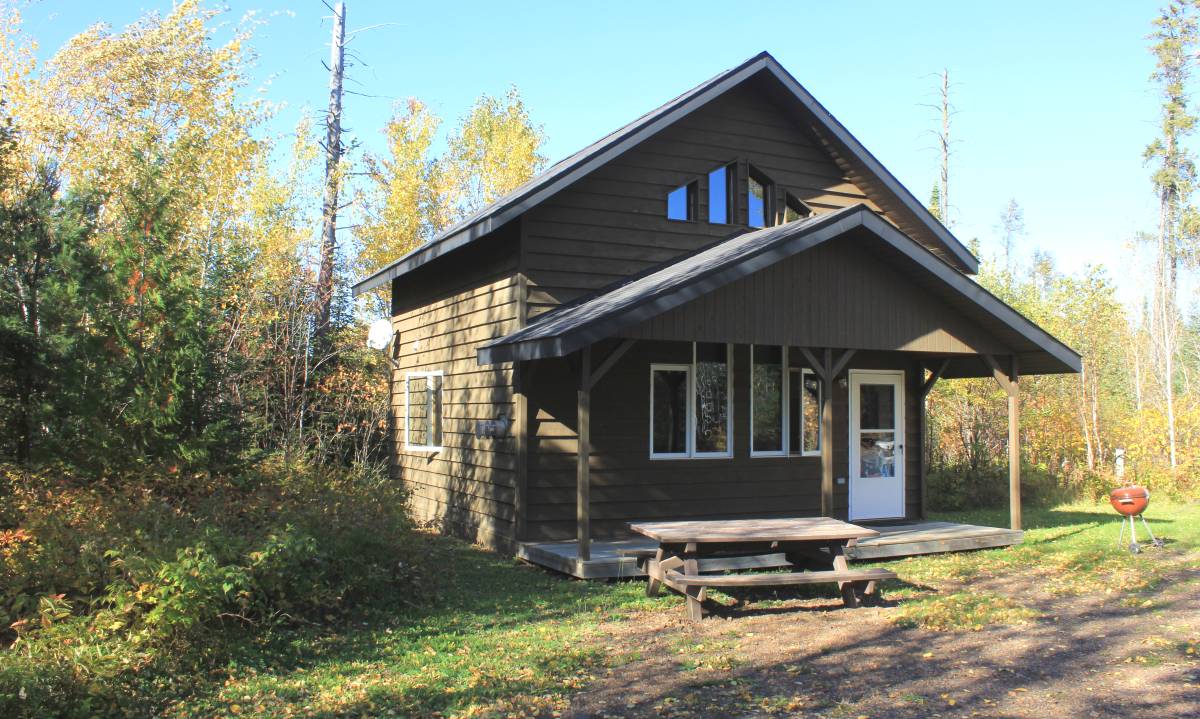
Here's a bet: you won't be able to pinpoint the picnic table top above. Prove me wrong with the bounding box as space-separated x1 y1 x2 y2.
627 517 880 544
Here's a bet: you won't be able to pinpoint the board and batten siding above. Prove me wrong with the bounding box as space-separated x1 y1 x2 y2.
389 227 520 552
622 235 1006 355
521 80 893 318
523 341 922 542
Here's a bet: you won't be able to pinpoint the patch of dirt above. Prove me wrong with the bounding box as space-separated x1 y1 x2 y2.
566 558 1200 718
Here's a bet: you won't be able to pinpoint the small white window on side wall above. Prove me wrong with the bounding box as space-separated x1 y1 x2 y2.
405 371 443 451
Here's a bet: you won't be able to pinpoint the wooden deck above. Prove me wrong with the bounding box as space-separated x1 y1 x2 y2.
517 521 1023 579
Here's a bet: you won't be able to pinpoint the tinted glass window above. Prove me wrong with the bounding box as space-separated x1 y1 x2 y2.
784 194 810 223
748 175 767 228
694 343 729 454
708 166 729 224
652 368 689 455
752 346 784 453
667 183 693 221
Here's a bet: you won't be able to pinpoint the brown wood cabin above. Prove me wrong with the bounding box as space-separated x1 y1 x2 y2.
352 52 1081 576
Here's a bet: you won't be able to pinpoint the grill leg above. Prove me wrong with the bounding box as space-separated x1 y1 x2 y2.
1138 514 1163 547
1118 515 1126 548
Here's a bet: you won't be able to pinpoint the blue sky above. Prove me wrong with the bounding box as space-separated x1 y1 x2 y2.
21 1 1166 299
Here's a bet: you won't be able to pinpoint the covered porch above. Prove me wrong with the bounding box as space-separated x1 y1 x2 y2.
516 520 1025 579
479 208 1079 575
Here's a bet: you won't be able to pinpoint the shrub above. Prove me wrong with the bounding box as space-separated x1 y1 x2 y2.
0 459 427 718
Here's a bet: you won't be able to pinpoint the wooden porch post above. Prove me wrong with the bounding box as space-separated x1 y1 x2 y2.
800 347 855 518
984 354 1021 531
1007 358 1021 531
821 349 835 518
918 359 950 520
577 345 591 561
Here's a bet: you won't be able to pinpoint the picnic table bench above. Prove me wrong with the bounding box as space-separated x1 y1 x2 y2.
627 517 897 621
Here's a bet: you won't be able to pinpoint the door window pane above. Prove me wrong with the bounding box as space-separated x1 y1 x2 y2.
859 383 895 430
652 367 689 455
694 343 729 454
859 431 896 478
752 346 784 453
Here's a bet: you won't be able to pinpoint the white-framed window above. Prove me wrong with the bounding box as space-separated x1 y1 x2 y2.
788 367 822 457
752 346 822 457
650 342 733 459
751 345 786 455
405 371 443 452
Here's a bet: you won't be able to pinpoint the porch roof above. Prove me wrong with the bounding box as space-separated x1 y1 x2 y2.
477 205 1082 377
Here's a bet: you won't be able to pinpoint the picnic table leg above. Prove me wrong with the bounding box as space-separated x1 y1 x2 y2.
831 542 858 608
645 547 665 597
682 542 704 621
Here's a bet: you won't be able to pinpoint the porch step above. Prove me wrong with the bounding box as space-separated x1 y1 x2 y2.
664 567 896 588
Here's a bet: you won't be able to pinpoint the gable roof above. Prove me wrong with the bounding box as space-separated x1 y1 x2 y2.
477 205 1080 377
352 51 977 297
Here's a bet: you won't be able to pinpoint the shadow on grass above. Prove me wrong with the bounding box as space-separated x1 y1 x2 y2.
161 530 667 717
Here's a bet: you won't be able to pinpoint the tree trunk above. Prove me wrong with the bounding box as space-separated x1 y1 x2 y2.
315 2 346 338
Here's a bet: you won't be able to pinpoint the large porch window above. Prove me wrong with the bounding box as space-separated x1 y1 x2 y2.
650 342 732 459
752 346 821 457
789 367 821 456
751 345 785 455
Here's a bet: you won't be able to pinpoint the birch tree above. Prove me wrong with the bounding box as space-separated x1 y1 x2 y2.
1144 0 1200 469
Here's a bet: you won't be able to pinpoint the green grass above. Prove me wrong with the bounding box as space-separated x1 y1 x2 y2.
158 532 666 718
111 502 1200 716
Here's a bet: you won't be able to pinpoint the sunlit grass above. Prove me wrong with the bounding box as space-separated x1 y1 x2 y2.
156 502 1200 716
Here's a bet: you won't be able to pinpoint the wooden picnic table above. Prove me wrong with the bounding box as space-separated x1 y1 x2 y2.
628 517 897 621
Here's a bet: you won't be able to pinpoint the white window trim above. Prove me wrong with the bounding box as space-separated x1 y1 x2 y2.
404 370 444 452
649 363 692 459
649 343 734 460
789 367 822 457
750 345 787 457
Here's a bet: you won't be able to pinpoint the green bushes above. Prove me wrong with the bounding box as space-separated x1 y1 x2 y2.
0 461 426 718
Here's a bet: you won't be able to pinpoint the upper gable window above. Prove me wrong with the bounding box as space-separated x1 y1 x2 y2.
748 166 773 228
667 181 697 221
708 164 734 224
783 193 813 224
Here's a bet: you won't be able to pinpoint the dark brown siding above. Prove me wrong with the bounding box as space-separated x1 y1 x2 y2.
524 341 922 542
390 226 519 551
623 237 1006 355
521 82 888 318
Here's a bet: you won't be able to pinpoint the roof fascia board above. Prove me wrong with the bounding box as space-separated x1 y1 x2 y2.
762 63 978 274
353 57 773 297
858 213 1079 371
481 209 1077 371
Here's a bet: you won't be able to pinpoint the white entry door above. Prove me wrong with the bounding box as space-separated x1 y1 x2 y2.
849 370 905 520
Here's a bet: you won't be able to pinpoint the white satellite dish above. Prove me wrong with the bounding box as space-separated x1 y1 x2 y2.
366 318 394 351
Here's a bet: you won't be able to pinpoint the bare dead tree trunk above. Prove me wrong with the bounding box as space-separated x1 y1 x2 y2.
936 69 951 227
315 1 346 339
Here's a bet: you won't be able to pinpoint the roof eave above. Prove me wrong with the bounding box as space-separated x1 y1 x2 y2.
480 209 1077 373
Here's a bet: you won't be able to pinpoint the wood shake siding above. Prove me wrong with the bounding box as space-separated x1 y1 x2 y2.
522 81 889 317
390 228 520 551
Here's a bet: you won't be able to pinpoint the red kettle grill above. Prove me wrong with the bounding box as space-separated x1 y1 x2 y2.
1109 485 1163 553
